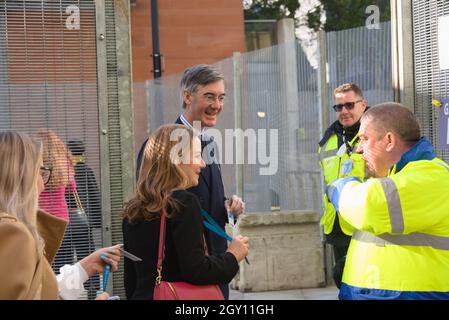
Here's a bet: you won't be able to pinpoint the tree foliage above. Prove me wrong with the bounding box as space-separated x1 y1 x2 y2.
244 0 391 32
318 0 391 31
244 0 301 20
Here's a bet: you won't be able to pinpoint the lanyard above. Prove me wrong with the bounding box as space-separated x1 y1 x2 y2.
202 209 250 265
201 209 232 241
343 132 359 155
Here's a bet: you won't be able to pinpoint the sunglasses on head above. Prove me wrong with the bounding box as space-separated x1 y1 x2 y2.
332 100 363 112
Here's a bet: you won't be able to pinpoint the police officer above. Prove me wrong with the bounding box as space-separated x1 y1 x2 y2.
318 83 367 288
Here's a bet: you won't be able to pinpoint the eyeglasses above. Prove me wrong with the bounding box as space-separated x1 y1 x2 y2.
332 100 363 112
40 166 52 186
197 92 226 104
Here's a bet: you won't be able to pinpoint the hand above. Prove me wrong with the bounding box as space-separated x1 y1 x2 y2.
79 245 122 277
227 235 249 263
95 292 109 300
326 177 362 212
226 195 245 217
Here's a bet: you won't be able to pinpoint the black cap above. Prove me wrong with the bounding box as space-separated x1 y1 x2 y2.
67 140 85 155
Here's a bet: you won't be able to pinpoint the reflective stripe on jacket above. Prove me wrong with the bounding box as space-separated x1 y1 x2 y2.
338 143 449 298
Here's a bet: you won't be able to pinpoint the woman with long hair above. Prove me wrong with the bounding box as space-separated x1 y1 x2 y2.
0 131 121 299
123 124 249 300
36 128 75 221
35 128 79 277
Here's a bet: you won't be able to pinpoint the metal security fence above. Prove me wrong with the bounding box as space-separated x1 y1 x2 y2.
239 42 321 212
0 0 133 299
146 57 239 203
147 41 322 213
412 1 449 162
325 21 394 127
0 0 101 299
146 22 393 214
0 11 8 127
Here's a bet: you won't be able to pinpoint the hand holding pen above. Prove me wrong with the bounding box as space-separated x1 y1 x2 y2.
100 244 143 293
79 244 122 277
98 256 118 300
227 235 250 264
77 245 122 300
99 245 142 299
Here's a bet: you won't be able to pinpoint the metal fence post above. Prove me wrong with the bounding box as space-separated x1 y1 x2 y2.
96 0 134 297
317 30 329 137
95 0 113 291
277 19 300 210
391 0 415 110
115 0 135 202
233 52 244 199
317 29 332 286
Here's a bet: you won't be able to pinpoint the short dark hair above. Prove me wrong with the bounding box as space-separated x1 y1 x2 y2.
180 64 224 109
361 102 421 146
334 83 364 99
67 140 85 155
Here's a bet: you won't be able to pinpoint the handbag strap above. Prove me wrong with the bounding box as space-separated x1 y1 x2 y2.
157 209 167 269
155 208 167 285
72 189 85 213
155 207 209 285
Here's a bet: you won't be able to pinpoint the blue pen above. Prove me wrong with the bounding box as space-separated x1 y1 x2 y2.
103 264 110 292
101 253 111 292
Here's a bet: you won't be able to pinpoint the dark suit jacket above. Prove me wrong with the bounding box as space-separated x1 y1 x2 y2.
123 190 238 300
136 117 228 256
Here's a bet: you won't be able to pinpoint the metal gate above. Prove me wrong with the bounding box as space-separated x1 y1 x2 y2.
0 0 133 299
412 0 449 162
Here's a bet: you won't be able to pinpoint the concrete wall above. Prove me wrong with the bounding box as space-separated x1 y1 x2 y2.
232 211 325 292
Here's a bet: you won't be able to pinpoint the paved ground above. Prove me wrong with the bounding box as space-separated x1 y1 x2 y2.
229 286 339 300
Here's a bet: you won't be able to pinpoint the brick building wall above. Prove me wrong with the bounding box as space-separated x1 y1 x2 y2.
130 0 245 149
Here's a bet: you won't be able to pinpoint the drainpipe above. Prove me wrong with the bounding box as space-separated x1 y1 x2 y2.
151 0 162 78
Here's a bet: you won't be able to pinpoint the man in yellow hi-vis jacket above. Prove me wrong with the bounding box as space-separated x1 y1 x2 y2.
327 102 449 299
318 83 368 288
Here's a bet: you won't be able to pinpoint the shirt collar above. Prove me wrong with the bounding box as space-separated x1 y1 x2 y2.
390 137 435 174
180 114 207 134
179 114 193 129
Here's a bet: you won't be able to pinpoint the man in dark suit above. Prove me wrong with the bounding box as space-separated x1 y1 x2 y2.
136 64 245 299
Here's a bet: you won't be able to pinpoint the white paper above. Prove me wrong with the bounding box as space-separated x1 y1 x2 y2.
438 16 449 70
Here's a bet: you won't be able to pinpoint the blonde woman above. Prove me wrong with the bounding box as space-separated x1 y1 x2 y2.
36 128 75 221
35 128 80 277
123 124 249 300
0 131 121 299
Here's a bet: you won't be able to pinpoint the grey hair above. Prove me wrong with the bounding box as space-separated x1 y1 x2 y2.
180 64 224 109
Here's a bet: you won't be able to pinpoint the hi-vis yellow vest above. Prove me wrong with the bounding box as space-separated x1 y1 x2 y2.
338 158 449 295
318 134 366 235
